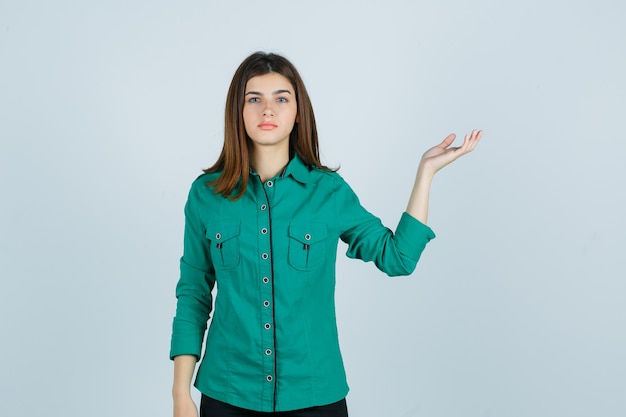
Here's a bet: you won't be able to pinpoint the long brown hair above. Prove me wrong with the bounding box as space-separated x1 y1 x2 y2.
204 52 331 199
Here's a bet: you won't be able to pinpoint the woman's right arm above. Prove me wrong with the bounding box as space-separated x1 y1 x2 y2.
171 182 215 417
173 355 199 417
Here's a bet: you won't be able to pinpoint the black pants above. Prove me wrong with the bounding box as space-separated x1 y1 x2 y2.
200 395 348 417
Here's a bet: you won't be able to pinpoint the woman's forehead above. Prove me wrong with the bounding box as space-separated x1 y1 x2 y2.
245 73 294 93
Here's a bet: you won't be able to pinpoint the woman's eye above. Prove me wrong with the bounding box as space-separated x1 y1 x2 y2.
248 97 260 103
276 97 288 103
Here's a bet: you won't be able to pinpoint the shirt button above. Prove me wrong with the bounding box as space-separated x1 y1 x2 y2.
304 233 311 241
264 323 271 330
266 180 273 187
262 277 269 284
262 253 269 260
260 204 267 211
265 349 272 356
266 375 273 382
263 300 270 307
261 228 268 234
215 233 222 240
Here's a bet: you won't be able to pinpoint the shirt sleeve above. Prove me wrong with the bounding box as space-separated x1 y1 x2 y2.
336 176 436 276
170 182 216 360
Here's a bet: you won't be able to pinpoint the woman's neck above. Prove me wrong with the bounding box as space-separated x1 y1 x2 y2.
250 146 290 182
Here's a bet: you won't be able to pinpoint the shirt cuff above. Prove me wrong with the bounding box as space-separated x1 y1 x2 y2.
170 317 204 361
394 212 436 261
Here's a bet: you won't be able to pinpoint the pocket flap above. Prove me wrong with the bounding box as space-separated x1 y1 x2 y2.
288 222 327 245
206 221 241 242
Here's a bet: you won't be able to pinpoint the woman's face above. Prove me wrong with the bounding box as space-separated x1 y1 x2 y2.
242 72 298 152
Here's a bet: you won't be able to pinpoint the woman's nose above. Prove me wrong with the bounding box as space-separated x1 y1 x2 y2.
262 103 274 116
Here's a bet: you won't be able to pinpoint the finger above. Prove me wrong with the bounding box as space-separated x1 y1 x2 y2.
467 130 482 152
439 133 456 149
462 130 481 153
457 132 472 152
463 130 476 150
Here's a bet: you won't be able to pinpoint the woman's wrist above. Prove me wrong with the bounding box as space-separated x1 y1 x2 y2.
172 386 192 399
416 160 437 181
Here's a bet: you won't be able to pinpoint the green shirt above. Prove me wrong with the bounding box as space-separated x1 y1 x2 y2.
170 155 435 412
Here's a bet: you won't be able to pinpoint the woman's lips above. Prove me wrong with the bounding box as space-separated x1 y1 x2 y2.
258 122 277 130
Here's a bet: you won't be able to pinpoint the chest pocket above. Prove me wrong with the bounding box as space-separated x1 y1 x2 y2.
206 221 241 270
288 223 328 271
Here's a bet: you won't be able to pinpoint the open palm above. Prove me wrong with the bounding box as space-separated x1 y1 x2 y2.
420 130 482 174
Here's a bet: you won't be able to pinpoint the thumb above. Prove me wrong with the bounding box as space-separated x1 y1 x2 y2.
438 133 456 149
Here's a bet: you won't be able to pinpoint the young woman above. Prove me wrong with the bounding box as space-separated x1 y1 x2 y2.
171 52 482 417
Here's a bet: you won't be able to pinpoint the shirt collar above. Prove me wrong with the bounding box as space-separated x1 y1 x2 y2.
248 154 315 184
282 154 315 184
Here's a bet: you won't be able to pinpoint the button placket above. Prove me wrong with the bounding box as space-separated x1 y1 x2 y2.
256 186 275 395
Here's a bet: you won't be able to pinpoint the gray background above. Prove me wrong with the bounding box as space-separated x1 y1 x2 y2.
1 1 625 416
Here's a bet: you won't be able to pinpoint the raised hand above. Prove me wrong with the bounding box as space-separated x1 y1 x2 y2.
419 130 482 176
406 130 483 224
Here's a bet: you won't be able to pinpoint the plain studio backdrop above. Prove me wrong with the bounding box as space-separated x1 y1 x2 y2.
1 1 625 416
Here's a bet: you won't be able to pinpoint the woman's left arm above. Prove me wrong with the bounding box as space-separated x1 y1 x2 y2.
406 130 482 224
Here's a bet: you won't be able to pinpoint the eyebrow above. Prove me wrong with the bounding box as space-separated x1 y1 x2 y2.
245 89 293 96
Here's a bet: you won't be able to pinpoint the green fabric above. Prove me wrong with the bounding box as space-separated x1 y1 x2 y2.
170 155 435 412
